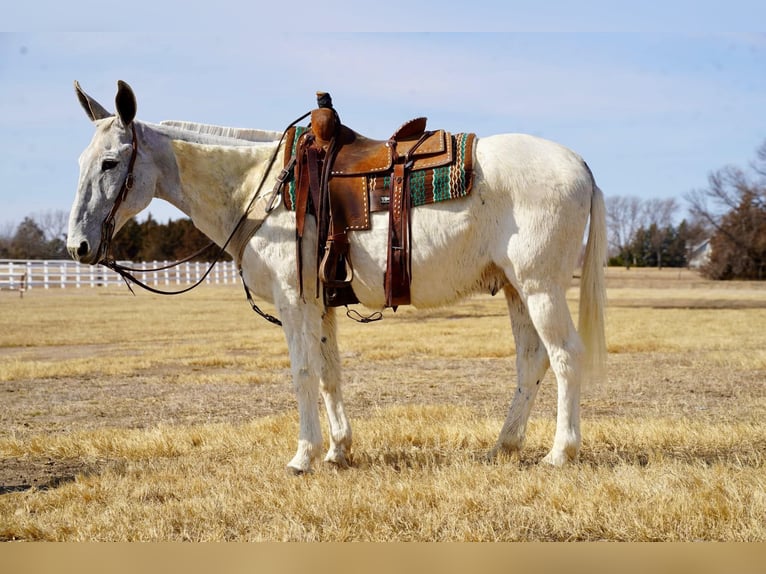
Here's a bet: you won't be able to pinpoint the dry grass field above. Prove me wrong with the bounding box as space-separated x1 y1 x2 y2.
1 267 765 541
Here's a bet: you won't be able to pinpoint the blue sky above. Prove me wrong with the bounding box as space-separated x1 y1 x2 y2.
2 26 765 230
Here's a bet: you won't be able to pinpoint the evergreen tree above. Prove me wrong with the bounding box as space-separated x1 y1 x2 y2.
10 218 50 259
110 218 143 261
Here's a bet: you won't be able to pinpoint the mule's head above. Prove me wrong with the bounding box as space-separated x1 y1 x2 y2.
68 81 154 264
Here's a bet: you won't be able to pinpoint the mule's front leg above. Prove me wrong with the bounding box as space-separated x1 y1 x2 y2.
319 308 353 468
287 364 322 474
282 304 325 474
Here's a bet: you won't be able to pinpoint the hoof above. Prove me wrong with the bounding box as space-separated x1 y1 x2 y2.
286 455 314 476
542 448 578 467
324 454 351 469
486 441 522 463
324 443 352 469
485 447 501 463
286 465 313 476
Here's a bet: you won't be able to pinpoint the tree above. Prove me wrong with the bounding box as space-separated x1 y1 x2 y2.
110 218 144 261
173 218 222 261
621 219 701 269
606 196 646 268
686 141 766 280
643 198 678 269
606 196 680 268
3 212 223 262
703 190 766 279
9 218 51 259
34 210 69 243
108 216 223 262
137 215 167 261
0 221 14 258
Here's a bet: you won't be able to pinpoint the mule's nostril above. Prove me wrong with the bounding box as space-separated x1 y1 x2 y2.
77 241 90 257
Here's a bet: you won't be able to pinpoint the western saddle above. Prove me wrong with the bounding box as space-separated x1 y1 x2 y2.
283 92 476 310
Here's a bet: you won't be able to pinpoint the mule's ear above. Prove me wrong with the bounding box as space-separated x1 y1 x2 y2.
115 80 137 126
74 80 113 121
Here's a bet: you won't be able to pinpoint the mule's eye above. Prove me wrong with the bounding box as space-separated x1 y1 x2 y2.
101 159 120 171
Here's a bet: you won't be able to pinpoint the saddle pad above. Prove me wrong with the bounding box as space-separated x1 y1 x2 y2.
368 132 476 209
283 125 308 210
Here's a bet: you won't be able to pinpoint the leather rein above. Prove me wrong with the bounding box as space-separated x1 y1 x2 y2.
97 113 311 326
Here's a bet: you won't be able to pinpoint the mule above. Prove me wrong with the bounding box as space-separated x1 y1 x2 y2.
67 80 607 473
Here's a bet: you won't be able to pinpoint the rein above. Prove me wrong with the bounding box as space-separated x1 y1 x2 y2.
98 112 311 325
97 110 380 327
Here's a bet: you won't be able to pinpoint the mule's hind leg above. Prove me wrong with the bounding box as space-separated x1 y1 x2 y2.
490 284 550 459
524 287 585 466
319 308 353 468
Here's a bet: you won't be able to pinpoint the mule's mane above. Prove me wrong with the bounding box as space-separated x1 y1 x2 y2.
160 120 282 143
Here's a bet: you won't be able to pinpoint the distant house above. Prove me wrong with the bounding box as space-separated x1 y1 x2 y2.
688 239 712 269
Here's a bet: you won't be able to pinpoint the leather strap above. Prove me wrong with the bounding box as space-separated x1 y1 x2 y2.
97 123 139 264
386 158 410 308
384 130 435 308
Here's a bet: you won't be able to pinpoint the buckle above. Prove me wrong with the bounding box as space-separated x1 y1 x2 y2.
276 156 297 184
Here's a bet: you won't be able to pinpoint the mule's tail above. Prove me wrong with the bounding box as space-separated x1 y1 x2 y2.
579 182 607 383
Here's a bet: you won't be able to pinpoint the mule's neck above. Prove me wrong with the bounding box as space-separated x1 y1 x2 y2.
150 123 282 250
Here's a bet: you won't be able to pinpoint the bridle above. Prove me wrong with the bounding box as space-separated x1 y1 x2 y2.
95 113 311 326
96 122 139 265
96 122 219 277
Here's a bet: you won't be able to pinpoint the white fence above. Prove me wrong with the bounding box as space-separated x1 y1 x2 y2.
0 259 240 291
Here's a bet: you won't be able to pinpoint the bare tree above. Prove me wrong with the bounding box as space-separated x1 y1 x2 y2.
685 141 766 279
606 195 647 268
643 198 678 269
34 209 70 243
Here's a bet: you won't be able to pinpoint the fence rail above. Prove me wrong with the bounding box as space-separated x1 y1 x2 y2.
0 259 240 291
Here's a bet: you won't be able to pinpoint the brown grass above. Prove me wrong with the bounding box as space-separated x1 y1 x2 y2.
1 268 765 541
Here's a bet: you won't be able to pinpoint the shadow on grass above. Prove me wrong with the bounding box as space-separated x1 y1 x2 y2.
0 457 104 495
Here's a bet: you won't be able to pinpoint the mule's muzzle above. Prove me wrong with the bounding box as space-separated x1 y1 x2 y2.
68 240 98 264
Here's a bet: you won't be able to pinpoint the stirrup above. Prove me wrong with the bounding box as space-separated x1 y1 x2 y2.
318 241 354 288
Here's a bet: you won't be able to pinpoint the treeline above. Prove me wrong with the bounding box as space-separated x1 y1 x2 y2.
607 139 766 280
607 219 703 269
0 214 224 262
107 216 226 262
